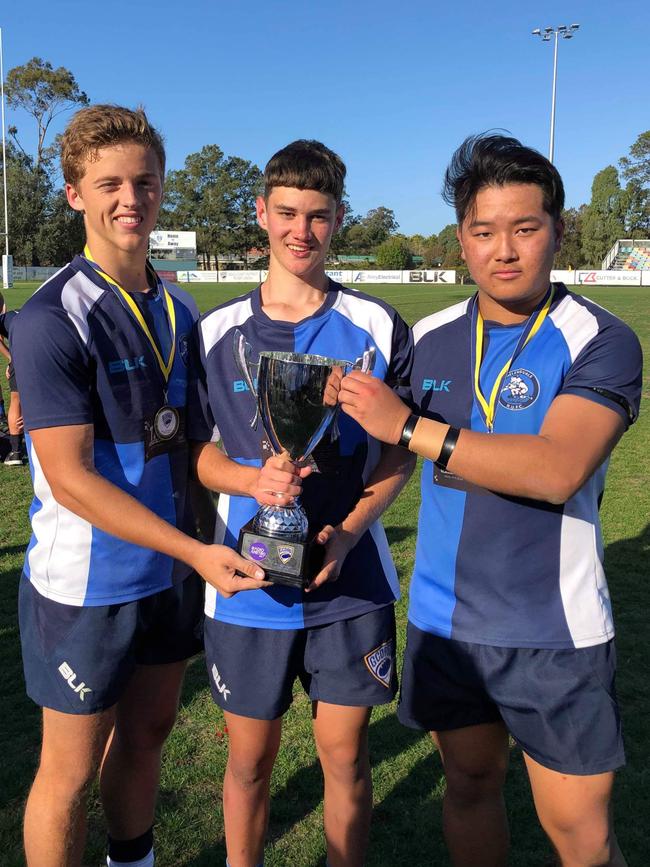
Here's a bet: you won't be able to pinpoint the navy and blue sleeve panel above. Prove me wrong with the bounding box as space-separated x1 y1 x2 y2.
12 299 94 431
553 293 642 428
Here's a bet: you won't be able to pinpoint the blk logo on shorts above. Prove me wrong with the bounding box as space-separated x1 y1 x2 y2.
58 661 92 701
212 664 231 701
364 641 394 688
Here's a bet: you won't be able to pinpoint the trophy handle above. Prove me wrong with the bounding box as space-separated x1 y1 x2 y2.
355 345 376 374
233 329 260 429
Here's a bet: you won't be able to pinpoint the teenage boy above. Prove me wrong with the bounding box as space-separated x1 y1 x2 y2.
339 134 642 867
11 105 268 867
189 139 415 867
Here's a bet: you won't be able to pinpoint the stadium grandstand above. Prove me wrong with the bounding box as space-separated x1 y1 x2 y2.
602 239 650 271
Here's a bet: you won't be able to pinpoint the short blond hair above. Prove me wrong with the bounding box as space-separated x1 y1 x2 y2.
61 104 165 187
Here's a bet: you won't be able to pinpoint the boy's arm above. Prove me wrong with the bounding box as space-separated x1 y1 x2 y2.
338 373 627 505
307 442 416 591
30 423 269 598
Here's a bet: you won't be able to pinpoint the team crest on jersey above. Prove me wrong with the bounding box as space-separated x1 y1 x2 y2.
178 333 190 367
499 368 539 411
364 640 394 688
277 545 294 564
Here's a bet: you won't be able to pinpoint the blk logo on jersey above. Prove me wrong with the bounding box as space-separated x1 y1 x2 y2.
364 640 394 688
109 356 147 374
422 378 452 392
499 368 539 411
58 661 92 701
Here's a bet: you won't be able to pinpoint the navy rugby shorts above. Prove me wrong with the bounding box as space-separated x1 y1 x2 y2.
204 604 397 719
19 572 204 714
398 622 625 776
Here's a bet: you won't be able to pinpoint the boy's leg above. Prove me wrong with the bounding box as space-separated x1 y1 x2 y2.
222 712 282 867
312 702 372 867
24 706 115 867
100 660 188 841
5 386 24 464
524 755 626 867
432 723 510 867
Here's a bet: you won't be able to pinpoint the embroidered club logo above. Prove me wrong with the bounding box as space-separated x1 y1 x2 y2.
364 640 394 688
277 545 294 564
499 368 539 411
178 333 190 367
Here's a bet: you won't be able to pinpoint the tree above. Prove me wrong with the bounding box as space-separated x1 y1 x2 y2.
1 143 48 265
619 130 650 188
375 236 413 270
618 131 650 237
159 145 265 264
6 57 89 170
426 223 463 268
555 206 585 269
361 206 398 249
580 167 627 266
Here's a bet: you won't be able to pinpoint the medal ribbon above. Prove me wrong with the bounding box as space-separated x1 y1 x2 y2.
472 285 555 432
83 245 177 383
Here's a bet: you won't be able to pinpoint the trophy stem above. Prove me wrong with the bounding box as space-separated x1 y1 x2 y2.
253 498 309 541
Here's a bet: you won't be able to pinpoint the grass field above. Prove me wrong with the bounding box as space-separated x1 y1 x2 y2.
0 281 648 866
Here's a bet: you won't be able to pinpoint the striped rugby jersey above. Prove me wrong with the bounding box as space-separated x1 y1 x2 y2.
11 256 199 606
409 284 642 649
190 281 413 629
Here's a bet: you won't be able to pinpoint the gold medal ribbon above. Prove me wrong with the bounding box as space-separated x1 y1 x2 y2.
83 245 177 382
472 286 555 432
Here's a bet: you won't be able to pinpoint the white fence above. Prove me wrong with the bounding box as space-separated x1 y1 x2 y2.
3 266 649 287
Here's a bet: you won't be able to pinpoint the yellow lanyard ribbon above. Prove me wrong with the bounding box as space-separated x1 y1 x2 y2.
473 286 555 431
83 245 177 383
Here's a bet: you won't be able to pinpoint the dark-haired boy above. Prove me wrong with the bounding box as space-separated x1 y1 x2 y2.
11 104 268 867
340 134 641 866
190 139 415 867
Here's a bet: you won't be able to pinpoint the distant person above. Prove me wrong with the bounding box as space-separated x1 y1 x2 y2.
0 292 24 464
11 104 268 867
339 134 642 867
189 139 415 867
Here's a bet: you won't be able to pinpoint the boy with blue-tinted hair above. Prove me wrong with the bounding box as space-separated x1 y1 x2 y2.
189 139 415 867
11 104 268 867
339 133 642 867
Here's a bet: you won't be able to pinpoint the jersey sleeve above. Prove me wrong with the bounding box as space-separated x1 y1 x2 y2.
559 320 643 428
10 304 94 430
186 319 218 443
385 313 414 404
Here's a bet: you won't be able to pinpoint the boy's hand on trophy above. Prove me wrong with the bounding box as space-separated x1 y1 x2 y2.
193 543 271 598
339 371 410 445
305 524 356 592
254 452 312 507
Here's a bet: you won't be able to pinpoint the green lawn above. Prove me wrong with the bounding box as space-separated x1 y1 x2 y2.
0 282 648 866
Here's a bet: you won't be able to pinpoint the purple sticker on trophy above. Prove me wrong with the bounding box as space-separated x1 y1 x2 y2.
249 541 269 561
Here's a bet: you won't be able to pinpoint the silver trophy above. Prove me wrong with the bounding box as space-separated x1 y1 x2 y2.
234 330 375 587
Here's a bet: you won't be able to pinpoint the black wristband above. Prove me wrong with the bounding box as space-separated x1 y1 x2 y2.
398 413 420 449
435 426 461 470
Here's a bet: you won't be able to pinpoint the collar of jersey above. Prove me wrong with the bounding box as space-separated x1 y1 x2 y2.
251 278 339 328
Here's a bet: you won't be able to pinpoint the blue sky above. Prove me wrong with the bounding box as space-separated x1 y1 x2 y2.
2 0 648 235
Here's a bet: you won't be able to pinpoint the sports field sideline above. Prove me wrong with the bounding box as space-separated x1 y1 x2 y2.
1 282 648 866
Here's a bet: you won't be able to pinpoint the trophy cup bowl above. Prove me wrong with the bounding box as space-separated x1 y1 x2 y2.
234 331 374 588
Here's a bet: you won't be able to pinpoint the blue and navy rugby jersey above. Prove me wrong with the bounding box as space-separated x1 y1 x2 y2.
190 281 413 629
11 256 199 606
409 284 642 650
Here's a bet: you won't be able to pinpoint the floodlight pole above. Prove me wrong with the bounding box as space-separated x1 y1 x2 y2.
0 27 9 258
548 30 559 163
532 24 580 164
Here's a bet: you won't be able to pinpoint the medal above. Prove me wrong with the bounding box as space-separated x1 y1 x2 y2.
154 405 180 440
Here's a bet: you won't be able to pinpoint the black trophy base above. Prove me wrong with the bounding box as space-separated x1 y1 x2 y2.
237 518 324 588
